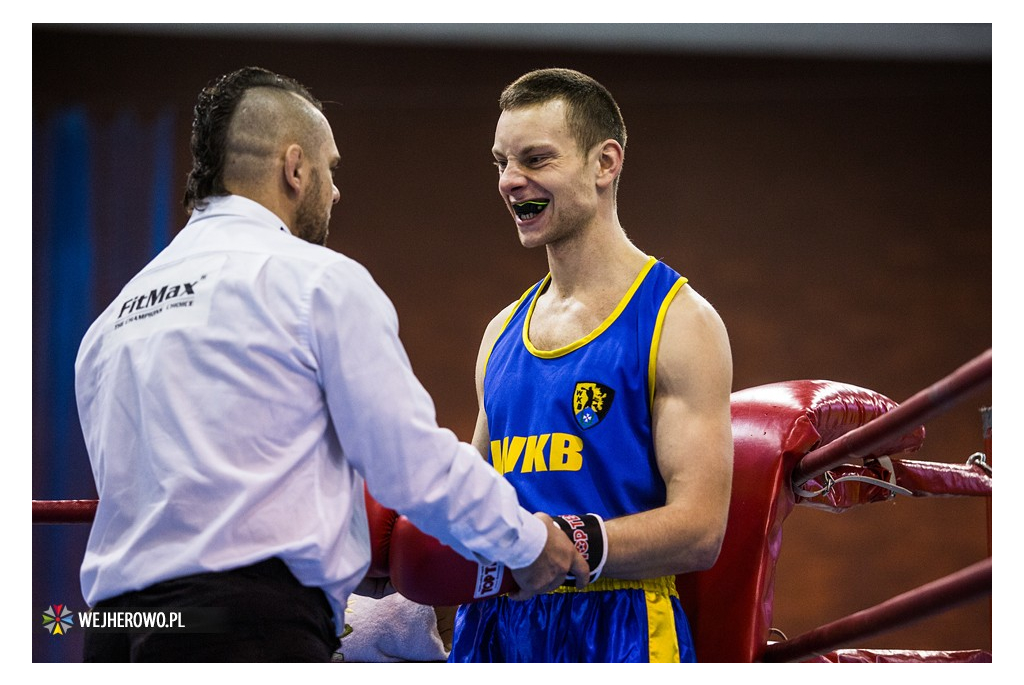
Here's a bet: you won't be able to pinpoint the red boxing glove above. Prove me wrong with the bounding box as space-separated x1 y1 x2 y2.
364 487 399 578
389 515 517 606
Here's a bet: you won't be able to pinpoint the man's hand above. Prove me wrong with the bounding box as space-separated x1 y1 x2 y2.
508 513 590 600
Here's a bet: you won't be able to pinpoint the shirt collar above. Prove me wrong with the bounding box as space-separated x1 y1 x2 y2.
187 194 293 236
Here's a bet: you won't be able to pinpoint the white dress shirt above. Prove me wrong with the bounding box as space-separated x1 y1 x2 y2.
76 195 545 633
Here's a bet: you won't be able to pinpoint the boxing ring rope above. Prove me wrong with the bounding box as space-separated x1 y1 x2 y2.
33 498 97 524
761 558 992 663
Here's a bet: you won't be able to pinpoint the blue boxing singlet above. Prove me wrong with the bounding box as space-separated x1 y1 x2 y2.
448 256 697 663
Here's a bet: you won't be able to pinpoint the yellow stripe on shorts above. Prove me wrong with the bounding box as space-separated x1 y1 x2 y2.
554 575 681 662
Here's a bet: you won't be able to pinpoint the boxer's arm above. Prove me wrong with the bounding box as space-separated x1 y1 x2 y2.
602 284 734 578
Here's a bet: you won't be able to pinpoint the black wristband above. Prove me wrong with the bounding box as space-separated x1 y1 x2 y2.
552 513 608 583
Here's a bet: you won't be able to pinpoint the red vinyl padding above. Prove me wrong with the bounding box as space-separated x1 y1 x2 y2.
676 380 925 662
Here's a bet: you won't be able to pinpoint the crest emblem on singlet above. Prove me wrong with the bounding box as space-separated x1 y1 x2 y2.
572 381 615 430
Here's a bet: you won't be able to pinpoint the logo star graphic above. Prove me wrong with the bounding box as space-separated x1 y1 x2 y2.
42 604 74 635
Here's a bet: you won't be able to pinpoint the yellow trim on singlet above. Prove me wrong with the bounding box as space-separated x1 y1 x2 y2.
647 277 688 410
482 285 535 379
523 256 658 359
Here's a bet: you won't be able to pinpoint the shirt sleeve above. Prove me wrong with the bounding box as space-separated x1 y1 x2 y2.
307 258 545 569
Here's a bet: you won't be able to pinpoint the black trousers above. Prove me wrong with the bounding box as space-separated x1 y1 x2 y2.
83 558 339 662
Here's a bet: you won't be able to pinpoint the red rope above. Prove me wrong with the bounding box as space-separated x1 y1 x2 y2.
32 499 97 524
761 557 992 662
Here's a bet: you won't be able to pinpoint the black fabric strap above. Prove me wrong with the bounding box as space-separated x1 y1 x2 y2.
553 513 608 584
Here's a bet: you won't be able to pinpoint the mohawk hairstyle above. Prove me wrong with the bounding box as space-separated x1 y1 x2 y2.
183 66 321 212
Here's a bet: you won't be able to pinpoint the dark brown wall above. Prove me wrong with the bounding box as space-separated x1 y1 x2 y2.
33 27 991 656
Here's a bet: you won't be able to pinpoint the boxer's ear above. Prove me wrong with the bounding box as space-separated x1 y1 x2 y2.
594 139 623 191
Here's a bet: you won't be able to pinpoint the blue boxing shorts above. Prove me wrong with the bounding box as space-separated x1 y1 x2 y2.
447 576 695 663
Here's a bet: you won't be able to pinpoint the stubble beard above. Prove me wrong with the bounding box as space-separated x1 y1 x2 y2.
294 168 331 247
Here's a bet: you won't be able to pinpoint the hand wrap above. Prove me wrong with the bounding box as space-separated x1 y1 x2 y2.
552 513 608 584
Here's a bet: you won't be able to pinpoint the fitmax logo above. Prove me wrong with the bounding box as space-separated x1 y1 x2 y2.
118 280 200 319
